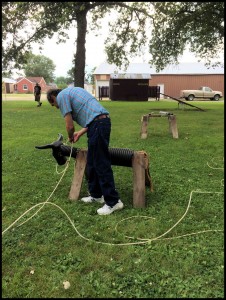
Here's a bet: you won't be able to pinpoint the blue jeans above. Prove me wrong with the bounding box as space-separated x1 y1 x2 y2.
87 118 120 207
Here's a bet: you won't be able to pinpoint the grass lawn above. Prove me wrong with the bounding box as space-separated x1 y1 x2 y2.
2 98 224 298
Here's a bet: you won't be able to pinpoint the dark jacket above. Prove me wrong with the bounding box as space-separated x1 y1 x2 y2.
34 85 41 95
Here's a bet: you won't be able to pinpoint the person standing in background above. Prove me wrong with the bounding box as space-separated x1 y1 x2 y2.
34 83 42 107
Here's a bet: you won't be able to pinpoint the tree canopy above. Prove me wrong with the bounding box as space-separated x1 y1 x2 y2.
148 2 224 71
2 2 224 86
2 2 153 86
54 77 69 89
23 53 56 83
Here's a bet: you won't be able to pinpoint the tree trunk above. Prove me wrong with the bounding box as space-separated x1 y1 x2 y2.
74 11 87 88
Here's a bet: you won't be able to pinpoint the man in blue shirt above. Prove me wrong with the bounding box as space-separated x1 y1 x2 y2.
47 87 123 215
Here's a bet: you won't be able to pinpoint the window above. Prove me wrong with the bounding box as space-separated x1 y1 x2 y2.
204 87 212 92
23 84 28 90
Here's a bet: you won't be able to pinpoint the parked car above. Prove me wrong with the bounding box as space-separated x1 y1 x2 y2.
180 86 223 101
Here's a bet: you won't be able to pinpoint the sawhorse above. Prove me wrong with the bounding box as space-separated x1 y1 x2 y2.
68 149 152 208
140 112 179 139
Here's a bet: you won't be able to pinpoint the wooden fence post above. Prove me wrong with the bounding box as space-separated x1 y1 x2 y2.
132 151 146 208
168 115 179 139
69 149 87 201
140 115 149 139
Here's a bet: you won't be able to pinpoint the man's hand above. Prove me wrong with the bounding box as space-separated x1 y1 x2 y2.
69 132 80 143
69 128 88 143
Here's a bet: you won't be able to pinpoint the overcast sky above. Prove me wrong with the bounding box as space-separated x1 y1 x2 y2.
31 33 201 78
31 25 111 77
7 10 223 79
30 18 202 78
28 6 223 79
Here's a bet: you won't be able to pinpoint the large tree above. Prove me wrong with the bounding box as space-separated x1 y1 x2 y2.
148 2 224 71
2 2 152 87
23 53 55 83
2 2 224 87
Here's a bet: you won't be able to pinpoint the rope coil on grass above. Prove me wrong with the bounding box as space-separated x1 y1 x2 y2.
2 147 224 246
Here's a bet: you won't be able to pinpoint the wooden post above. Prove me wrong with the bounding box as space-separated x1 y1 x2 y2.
178 102 185 110
140 115 149 139
69 149 87 201
132 151 146 208
168 115 178 139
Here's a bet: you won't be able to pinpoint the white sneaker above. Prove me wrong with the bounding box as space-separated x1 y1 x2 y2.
80 195 104 203
97 200 124 215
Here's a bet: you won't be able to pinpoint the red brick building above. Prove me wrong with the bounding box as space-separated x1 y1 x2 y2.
14 77 47 93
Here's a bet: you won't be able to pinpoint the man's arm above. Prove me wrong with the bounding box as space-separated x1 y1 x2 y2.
64 113 88 143
64 113 75 141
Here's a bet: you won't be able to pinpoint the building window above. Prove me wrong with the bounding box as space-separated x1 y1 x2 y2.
23 84 28 90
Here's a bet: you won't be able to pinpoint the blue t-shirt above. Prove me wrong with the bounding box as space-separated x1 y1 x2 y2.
56 87 109 127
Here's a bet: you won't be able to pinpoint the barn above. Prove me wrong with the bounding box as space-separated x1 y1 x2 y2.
93 62 224 99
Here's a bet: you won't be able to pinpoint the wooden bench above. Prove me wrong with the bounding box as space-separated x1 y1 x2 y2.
68 149 152 208
140 112 178 139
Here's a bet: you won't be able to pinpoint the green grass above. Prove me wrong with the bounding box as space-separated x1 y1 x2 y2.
2 99 224 298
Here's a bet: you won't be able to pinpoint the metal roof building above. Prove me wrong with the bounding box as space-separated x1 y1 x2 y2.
94 62 224 99
94 62 224 75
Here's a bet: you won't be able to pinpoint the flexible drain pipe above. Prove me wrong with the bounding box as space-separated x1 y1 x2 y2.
35 134 152 188
35 134 134 167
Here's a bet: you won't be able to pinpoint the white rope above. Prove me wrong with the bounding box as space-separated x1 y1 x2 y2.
2 142 73 233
